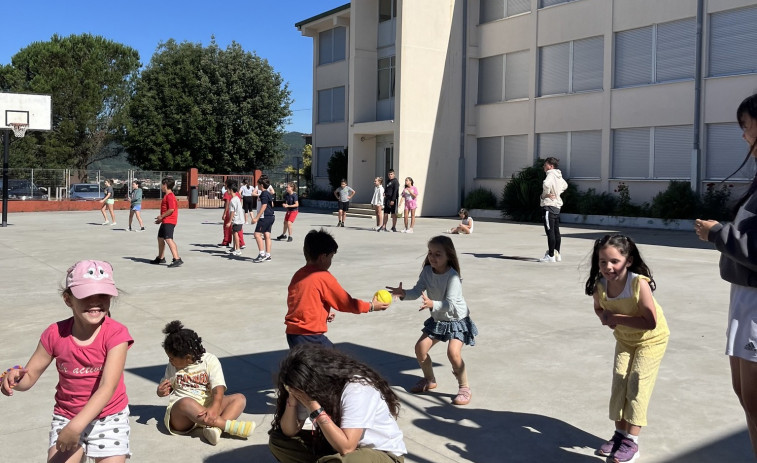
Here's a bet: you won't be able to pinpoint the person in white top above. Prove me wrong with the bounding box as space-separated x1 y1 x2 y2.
269 345 407 463
239 179 255 224
370 177 385 230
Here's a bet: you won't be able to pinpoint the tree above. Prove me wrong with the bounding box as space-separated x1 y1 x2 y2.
125 39 292 173
0 34 140 173
327 148 348 192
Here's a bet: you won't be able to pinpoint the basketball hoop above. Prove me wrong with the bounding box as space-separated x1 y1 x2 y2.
9 122 28 138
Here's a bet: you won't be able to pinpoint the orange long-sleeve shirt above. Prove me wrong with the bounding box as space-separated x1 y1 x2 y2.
285 264 370 335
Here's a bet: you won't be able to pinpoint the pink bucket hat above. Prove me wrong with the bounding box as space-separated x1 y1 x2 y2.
65 260 118 299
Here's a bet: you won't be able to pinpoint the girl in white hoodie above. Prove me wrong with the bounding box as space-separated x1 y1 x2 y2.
539 157 568 263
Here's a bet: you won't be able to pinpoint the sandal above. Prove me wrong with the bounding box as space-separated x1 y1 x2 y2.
410 378 437 393
452 386 472 405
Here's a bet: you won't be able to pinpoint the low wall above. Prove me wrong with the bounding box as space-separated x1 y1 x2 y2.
4 198 189 213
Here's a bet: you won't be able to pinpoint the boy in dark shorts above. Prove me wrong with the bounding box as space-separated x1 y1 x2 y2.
276 182 299 242
333 179 355 227
152 177 183 268
227 182 244 256
251 175 275 263
284 228 391 348
380 169 400 232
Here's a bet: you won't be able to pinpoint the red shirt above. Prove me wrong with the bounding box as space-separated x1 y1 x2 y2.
161 191 178 225
285 265 370 335
41 317 133 419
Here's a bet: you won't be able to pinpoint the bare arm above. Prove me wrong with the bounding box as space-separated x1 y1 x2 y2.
603 279 658 330
1 341 53 395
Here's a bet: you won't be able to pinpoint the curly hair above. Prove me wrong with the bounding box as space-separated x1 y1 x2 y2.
584 234 655 296
271 345 401 441
162 320 206 363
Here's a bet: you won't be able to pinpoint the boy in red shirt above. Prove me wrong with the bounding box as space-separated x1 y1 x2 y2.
284 228 391 348
152 177 183 268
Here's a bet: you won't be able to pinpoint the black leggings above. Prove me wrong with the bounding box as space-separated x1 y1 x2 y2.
542 207 561 257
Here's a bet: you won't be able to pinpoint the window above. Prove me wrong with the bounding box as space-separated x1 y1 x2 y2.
612 126 692 179
539 36 603 96
709 5 757 77
540 0 580 8
478 51 529 104
378 56 396 100
614 18 695 88
476 135 527 178
537 131 601 178
706 123 754 180
480 0 530 23
317 87 345 123
316 147 344 177
379 0 397 22
318 27 346 66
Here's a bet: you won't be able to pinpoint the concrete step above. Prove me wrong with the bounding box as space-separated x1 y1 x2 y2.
331 203 375 219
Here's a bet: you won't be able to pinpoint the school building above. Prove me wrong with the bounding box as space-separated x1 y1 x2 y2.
295 0 757 216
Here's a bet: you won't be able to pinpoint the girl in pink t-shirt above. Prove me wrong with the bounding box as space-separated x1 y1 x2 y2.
1 260 133 462
399 177 419 233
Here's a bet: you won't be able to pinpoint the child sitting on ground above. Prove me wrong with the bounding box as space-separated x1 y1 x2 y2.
447 208 474 234
157 320 255 445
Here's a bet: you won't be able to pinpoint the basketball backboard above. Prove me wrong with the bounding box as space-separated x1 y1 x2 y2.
0 92 52 132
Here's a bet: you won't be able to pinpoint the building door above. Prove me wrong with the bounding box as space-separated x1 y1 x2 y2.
376 142 394 179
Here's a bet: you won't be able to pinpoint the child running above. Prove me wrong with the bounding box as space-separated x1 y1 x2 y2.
585 234 669 463
371 177 384 230
387 235 478 406
1 260 133 462
128 180 145 232
447 208 474 234
157 320 255 445
276 182 299 242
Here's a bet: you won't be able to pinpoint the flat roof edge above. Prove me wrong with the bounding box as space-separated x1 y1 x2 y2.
295 3 351 29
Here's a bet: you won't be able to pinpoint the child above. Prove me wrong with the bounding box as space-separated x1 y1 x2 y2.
226 182 244 256
152 176 183 268
284 228 391 348
334 179 355 227
539 157 568 263
1 260 133 462
251 174 275 263
371 177 384 230
276 182 299 242
100 179 117 226
584 234 669 463
240 178 255 224
157 320 255 445
220 179 246 249
447 208 474 234
399 177 419 233
128 180 145 232
388 235 477 406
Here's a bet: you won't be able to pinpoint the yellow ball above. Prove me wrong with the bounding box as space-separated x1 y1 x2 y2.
374 289 392 304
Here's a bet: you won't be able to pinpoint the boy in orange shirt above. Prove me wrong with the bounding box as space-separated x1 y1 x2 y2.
284 228 390 348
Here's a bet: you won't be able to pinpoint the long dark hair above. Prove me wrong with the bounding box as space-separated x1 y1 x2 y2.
422 235 461 277
584 234 655 296
730 93 757 214
271 345 401 438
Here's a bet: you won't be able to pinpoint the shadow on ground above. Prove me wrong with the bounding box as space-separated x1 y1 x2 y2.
661 428 752 462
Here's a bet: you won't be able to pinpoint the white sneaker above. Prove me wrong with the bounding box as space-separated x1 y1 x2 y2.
110 222 117 226
101 221 109 226
554 250 562 262
231 250 242 256
407 228 413 233
539 252 556 263
401 229 407 233
203 426 222 445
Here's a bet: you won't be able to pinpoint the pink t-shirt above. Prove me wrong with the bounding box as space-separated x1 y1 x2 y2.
40 317 133 419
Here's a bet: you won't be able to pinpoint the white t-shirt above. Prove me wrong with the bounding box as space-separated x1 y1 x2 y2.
161 353 226 408
229 195 244 225
240 184 253 197
339 382 407 457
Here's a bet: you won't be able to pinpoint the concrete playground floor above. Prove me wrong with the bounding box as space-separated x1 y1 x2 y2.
0 207 752 462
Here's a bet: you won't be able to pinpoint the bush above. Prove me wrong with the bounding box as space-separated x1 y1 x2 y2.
305 184 336 201
327 148 348 192
500 159 546 222
700 182 734 221
563 188 617 215
463 188 498 210
647 181 700 220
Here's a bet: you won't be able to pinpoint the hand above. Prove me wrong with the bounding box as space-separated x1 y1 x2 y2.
327 310 336 322
370 295 390 311
155 216 162 224
419 291 433 311
225 222 231 228
548 193 556 200
389 201 395 206
197 407 220 426
157 379 172 397
1 367 27 396
55 422 83 454
695 219 718 241
252 217 259 224
387 282 406 299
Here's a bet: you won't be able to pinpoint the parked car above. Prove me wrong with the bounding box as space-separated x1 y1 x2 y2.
69 183 105 201
0 179 48 200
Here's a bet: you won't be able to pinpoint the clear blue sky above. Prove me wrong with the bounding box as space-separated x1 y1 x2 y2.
0 0 347 134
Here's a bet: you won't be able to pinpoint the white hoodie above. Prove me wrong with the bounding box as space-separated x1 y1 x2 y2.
540 168 568 209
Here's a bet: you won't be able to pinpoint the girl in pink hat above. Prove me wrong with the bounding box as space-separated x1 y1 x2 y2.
1 260 134 462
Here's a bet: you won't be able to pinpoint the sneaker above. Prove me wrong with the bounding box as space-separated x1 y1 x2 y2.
110 222 117 226
128 227 133 232
596 431 624 457
240 245 246 249
287 236 293 242
377 227 384 232
391 227 397 232
231 250 242 256
409 378 438 393
167 258 183 268
203 426 222 446
137 227 145 232
262 255 272 262
539 252 556 263
227 248 236 253
252 254 266 263
401 229 407 233
337 221 342 227
101 221 109 226
611 438 639 462
554 250 562 262
150 257 166 265
276 234 287 241
406 228 413 233
452 386 472 406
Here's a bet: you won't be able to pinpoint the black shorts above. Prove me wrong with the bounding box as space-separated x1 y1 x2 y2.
242 196 254 213
383 199 397 214
158 223 175 240
338 201 350 212
232 223 243 233
255 216 275 234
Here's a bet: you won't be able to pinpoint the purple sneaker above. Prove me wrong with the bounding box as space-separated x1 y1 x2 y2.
611 437 639 463
595 431 623 457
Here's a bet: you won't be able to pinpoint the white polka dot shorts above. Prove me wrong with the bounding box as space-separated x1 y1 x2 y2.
49 406 131 458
